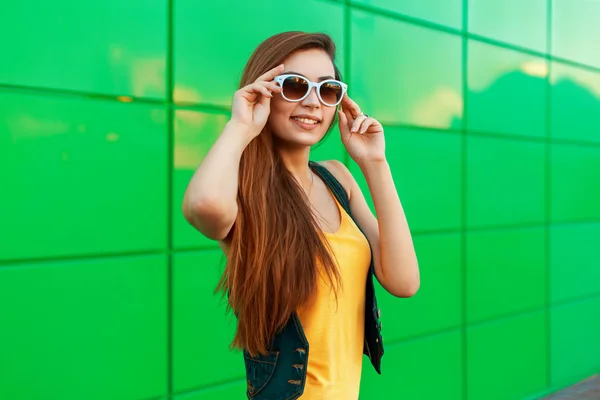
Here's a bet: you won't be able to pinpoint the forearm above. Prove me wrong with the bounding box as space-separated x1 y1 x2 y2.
360 160 420 295
182 121 251 227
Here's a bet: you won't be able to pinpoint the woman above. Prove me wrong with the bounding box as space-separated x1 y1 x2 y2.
182 31 420 400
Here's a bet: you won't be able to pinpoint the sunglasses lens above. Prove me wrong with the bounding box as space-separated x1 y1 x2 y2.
319 81 344 106
281 76 310 100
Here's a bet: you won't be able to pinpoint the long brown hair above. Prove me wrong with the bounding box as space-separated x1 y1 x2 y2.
216 31 343 357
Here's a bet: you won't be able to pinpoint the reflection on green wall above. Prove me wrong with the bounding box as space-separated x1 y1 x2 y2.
468 0 547 52
1 1 599 400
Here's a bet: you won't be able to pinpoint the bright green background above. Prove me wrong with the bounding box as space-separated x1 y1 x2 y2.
1 0 599 399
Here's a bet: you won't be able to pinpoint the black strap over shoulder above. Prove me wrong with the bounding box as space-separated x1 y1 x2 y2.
308 161 351 214
308 160 384 374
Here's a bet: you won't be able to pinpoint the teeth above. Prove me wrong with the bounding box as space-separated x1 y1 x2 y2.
292 117 318 125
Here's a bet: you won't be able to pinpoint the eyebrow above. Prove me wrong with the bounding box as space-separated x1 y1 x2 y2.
282 71 335 81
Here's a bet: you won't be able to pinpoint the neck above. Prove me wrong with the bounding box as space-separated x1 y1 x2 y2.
275 145 313 192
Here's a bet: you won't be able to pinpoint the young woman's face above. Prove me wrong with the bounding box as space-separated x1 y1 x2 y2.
268 48 339 148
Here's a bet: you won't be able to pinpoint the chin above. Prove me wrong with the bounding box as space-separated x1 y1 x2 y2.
292 125 328 144
276 134 323 149
272 121 328 148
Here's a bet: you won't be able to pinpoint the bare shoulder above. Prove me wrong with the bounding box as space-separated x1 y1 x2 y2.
315 159 356 200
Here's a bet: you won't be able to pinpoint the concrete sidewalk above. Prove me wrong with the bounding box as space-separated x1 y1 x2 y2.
541 375 600 400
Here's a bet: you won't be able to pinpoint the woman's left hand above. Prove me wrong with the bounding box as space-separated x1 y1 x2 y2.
338 94 386 166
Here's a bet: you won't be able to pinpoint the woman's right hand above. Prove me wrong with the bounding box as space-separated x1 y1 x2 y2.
229 64 284 138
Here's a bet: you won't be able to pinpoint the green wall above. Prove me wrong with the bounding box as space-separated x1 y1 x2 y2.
1 1 600 399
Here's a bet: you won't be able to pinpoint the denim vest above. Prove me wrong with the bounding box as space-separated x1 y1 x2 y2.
243 161 384 399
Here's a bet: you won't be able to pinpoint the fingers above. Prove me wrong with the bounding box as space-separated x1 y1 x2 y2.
341 109 377 135
257 86 272 109
239 64 285 103
254 81 281 96
253 83 273 98
256 64 285 83
358 117 376 134
342 105 354 129
337 110 351 140
340 94 360 131
261 81 281 93
341 93 362 119
341 94 376 134
239 84 270 102
351 114 368 133
240 81 281 101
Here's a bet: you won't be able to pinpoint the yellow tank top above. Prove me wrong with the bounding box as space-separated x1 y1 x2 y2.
297 191 372 399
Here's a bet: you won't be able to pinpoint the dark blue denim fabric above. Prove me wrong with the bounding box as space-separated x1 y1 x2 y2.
244 313 309 399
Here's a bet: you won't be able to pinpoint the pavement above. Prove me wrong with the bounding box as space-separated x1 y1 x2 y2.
541 375 600 400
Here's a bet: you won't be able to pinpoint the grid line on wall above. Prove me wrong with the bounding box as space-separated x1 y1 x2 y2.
0 83 170 105
0 249 167 267
545 0 554 390
167 0 175 396
3 219 600 267
137 393 168 400
348 0 463 35
550 290 600 309
171 375 245 398
137 99 600 149
465 130 600 148
343 0 352 168
461 1 469 399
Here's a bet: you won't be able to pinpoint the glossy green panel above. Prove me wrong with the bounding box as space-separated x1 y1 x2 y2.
551 143 600 222
468 41 547 137
309 122 346 163
551 62 600 143
360 331 463 399
349 127 462 232
0 91 168 261
551 223 600 303
173 381 247 400
552 0 600 68
467 135 546 228
467 228 546 323
551 297 600 387
0 2 166 98
173 109 230 249
174 0 344 106
351 10 463 128
173 250 244 393
467 311 548 400
0 255 168 400
373 233 461 341
468 0 547 52
351 0 462 29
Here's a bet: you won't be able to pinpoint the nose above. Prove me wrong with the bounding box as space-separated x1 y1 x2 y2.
300 86 320 108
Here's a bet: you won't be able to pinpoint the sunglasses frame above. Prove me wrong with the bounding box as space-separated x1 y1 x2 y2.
273 74 348 107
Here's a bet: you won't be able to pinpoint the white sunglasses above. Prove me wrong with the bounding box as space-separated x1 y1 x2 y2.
273 74 348 107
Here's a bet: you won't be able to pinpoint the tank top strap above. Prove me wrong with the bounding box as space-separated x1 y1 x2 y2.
327 191 349 235
309 161 351 216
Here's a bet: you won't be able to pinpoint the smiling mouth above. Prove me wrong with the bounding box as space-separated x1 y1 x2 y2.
291 116 320 125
